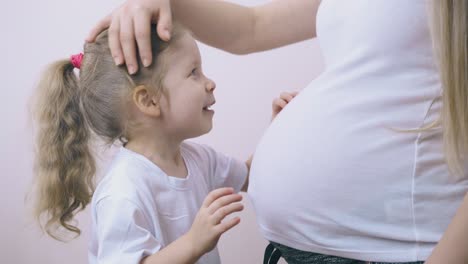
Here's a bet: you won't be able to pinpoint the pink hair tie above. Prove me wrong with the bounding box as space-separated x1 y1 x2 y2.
70 53 84 69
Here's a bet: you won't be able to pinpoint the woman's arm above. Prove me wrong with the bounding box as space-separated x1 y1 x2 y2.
87 0 321 73
425 193 468 263
172 0 321 54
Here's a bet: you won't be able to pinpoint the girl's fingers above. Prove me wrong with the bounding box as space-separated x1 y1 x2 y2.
273 98 288 109
212 203 244 224
280 92 294 102
215 216 241 235
207 193 243 214
202 187 235 208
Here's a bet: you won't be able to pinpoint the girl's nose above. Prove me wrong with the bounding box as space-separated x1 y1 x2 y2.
206 78 216 92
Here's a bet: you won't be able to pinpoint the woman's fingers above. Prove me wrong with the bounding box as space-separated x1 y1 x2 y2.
120 16 138 74
86 14 112 42
109 15 124 65
157 2 173 41
85 0 174 73
134 11 153 67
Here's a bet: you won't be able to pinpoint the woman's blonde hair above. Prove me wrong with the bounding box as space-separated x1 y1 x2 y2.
431 0 468 175
32 25 183 240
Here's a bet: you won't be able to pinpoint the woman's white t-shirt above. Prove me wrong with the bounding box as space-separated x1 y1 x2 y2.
88 142 247 264
248 0 468 262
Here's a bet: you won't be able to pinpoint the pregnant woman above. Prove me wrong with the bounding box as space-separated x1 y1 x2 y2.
87 0 468 263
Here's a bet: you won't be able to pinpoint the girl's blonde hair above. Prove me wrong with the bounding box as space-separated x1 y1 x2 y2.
431 0 468 175
32 26 182 240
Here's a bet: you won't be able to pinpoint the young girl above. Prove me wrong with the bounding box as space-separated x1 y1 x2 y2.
32 25 297 263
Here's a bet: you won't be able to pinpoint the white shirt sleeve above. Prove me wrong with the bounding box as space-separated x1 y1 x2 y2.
197 144 248 192
94 196 161 264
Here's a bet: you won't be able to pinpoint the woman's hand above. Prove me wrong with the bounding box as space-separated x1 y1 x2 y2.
86 0 173 74
272 91 299 120
186 187 244 257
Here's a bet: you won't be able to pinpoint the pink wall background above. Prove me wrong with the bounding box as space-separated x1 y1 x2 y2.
1 0 324 263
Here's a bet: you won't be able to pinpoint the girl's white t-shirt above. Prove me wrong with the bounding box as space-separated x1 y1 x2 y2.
88 142 247 264
248 0 468 262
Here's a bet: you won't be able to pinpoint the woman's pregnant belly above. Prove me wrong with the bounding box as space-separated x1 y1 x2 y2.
247 75 438 250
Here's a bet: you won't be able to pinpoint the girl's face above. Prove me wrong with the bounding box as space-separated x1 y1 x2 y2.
159 32 216 139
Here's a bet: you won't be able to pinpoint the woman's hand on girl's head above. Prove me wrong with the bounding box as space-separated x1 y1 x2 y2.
271 91 299 120
86 0 173 74
186 188 244 257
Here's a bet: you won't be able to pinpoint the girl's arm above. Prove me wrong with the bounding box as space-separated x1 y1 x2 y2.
425 193 468 263
141 233 201 264
87 0 321 73
142 188 243 264
241 156 253 192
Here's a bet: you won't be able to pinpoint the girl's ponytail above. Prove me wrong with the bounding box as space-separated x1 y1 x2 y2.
33 59 95 240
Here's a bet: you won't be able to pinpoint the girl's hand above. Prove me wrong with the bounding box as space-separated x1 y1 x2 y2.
272 91 299 120
187 188 244 257
86 0 173 74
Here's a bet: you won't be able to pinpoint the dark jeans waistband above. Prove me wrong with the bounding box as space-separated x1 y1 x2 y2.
264 242 425 264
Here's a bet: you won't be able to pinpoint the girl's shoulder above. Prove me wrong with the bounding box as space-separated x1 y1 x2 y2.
93 147 166 205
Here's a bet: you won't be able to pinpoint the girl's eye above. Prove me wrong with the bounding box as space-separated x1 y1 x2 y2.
191 68 197 76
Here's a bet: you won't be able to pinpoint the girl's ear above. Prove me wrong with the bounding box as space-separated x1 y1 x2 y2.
132 85 160 117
